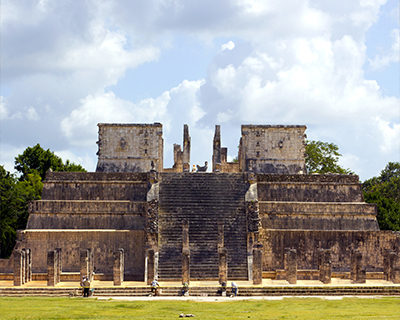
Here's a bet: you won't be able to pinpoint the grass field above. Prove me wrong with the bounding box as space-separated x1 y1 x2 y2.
0 297 399 319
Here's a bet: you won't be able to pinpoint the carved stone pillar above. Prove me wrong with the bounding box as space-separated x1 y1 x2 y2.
113 249 124 286
20 249 26 284
285 248 297 284
13 250 23 286
47 250 58 286
80 249 89 283
318 249 332 284
218 248 228 285
146 249 156 285
213 125 221 172
252 243 263 285
351 250 365 284
182 220 190 284
56 248 62 284
183 124 191 172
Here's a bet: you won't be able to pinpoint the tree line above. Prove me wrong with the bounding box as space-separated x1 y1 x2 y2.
0 141 399 258
0 144 85 258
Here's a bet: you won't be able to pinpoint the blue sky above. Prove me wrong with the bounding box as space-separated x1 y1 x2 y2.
1 0 399 181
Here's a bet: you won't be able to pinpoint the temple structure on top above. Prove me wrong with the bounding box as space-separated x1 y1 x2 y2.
1 122 399 286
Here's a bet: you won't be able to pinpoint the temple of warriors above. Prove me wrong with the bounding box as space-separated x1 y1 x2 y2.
1 123 399 286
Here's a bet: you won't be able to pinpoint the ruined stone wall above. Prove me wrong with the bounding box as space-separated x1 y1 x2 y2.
259 230 400 272
16 230 145 279
240 125 307 174
27 201 146 230
96 123 163 172
259 202 379 230
257 174 363 202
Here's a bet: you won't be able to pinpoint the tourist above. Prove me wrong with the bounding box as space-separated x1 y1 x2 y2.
151 278 159 296
231 282 238 297
82 277 91 297
181 282 189 296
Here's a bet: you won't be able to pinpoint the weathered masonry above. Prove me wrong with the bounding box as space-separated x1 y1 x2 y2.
1 123 399 285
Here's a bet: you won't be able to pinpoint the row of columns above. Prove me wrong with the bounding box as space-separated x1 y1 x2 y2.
13 248 32 286
283 248 400 284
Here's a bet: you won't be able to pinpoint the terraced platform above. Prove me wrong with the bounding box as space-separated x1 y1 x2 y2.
1 280 400 297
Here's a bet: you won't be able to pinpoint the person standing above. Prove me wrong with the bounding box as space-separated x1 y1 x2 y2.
231 282 238 297
82 276 91 297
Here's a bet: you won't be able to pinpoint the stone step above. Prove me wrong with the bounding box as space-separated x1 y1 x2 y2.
3 286 400 297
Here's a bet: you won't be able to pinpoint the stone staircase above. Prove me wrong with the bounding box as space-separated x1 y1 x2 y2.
158 173 248 281
2 286 400 297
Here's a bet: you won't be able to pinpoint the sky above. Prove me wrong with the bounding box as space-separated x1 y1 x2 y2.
0 0 399 181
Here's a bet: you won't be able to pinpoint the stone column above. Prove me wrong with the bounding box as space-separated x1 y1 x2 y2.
87 248 94 281
47 250 58 286
285 248 297 284
113 249 124 286
20 249 26 284
80 249 89 283
182 219 190 284
318 249 332 284
383 249 392 281
252 244 263 285
212 125 221 172
146 249 155 285
182 124 191 172
56 248 62 284
13 250 23 286
351 250 366 284
218 248 228 285
393 267 400 284
25 249 32 283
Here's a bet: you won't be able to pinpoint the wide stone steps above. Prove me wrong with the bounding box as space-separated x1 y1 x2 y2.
157 173 248 281
2 286 400 296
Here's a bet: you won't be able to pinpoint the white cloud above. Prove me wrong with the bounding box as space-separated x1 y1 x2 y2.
221 41 235 51
1 0 398 181
0 96 8 120
26 107 40 121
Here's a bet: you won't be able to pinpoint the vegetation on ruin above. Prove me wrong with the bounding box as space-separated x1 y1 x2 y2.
363 162 400 231
305 140 352 174
0 296 399 319
0 144 86 259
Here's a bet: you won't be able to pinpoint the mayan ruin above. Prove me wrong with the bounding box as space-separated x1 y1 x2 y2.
1 122 399 291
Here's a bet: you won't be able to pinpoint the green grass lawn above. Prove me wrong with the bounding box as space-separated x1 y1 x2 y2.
0 297 399 320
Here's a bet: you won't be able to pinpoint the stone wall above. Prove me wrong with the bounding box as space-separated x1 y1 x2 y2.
259 229 400 272
27 201 146 230
43 182 147 201
15 230 145 279
260 202 379 230
240 125 307 174
96 123 163 172
257 174 363 203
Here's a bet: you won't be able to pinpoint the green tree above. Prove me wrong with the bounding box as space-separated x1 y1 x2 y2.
1 146 86 258
0 166 42 258
363 162 400 231
15 143 86 181
305 140 352 174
